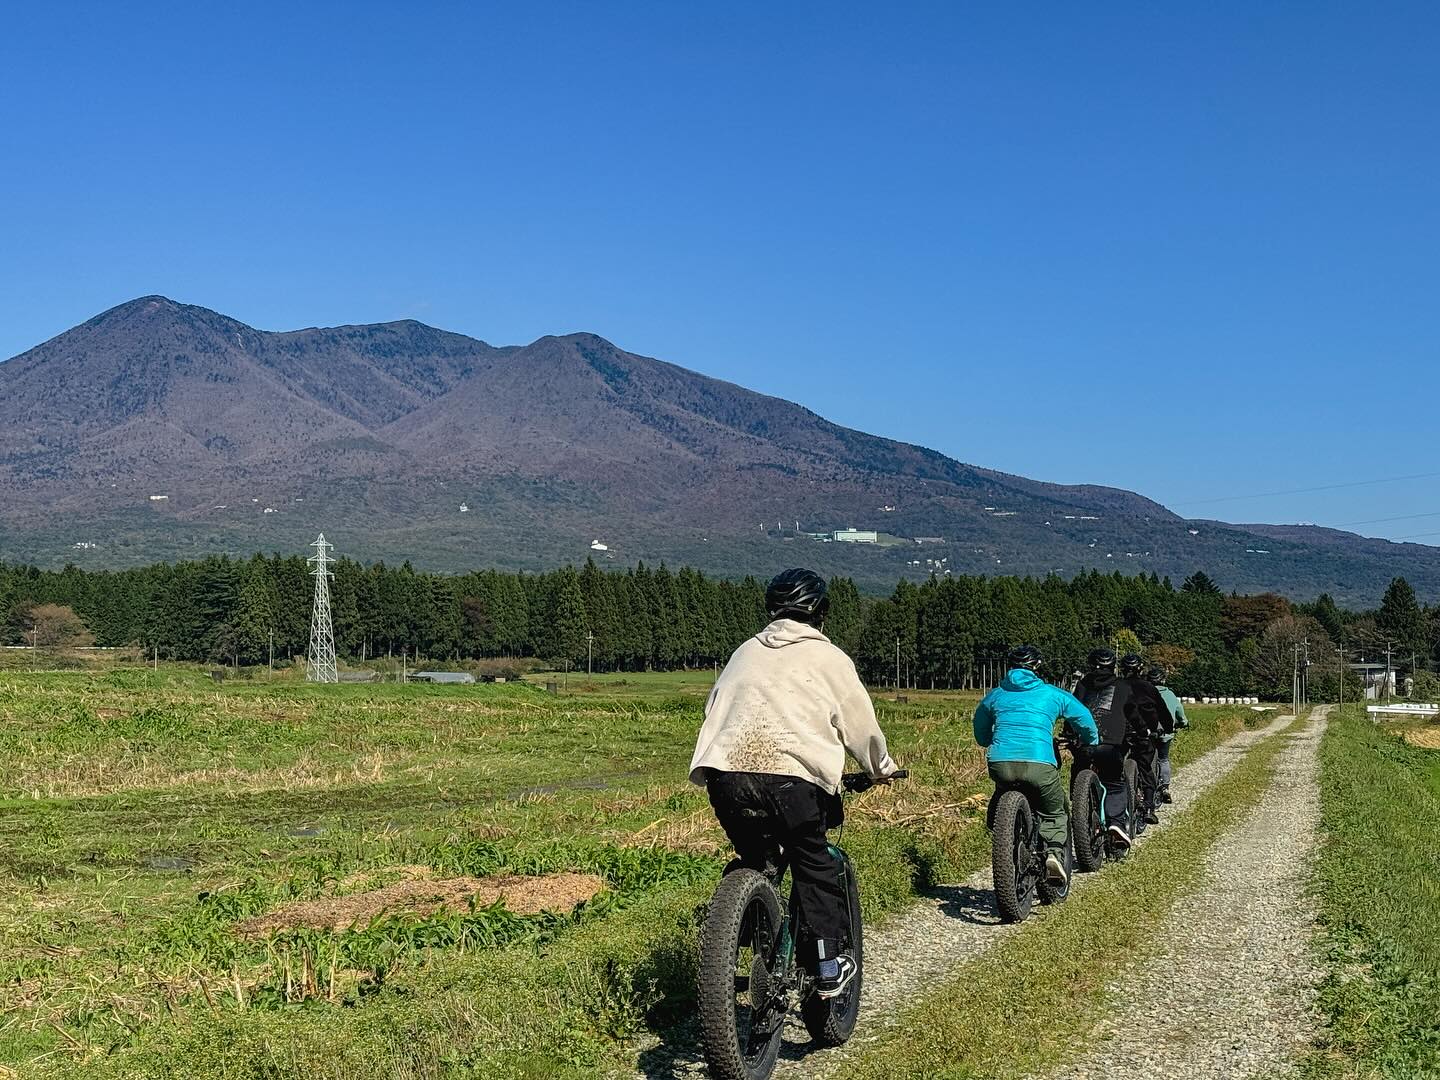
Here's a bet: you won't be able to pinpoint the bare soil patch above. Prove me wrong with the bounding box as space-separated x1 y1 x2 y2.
235 871 606 937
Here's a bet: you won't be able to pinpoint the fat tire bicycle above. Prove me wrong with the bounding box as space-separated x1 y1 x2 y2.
695 770 906 1080
989 764 1073 925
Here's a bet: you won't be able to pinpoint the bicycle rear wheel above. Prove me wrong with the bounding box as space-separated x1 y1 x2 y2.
801 847 863 1046
992 789 1038 923
697 869 788 1080
1123 757 1143 837
1070 768 1106 872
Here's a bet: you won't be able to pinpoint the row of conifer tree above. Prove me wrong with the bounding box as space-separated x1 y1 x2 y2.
2 556 1428 697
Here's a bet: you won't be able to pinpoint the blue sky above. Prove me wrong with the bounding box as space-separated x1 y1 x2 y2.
3 3 1438 541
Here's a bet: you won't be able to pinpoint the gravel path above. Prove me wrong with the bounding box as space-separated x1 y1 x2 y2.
1039 707 1328 1080
633 713 1295 1079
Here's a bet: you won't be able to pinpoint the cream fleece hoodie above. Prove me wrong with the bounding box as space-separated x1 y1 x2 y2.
689 619 898 795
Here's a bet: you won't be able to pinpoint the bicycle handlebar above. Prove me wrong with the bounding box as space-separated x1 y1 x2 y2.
842 768 908 793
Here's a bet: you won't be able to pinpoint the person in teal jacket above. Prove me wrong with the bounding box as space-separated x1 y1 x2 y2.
974 645 1099 888
1147 666 1188 803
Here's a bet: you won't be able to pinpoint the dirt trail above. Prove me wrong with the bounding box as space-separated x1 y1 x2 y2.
635 714 1295 1079
1040 707 1328 1080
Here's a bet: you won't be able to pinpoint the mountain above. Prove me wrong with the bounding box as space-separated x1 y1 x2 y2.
2 296 1437 604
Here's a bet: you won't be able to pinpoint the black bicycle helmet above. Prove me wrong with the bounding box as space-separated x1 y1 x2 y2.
1146 666 1167 684
1006 644 1043 672
765 568 830 625
1087 647 1117 672
1119 652 1145 677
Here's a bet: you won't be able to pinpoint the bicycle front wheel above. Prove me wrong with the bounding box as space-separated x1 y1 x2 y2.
697 869 789 1080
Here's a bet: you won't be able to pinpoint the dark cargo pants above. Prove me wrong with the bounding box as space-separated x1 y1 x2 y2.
987 760 1069 858
706 771 847 968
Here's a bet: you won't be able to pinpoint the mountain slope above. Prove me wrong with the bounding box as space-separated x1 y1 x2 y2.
1 296 1436 603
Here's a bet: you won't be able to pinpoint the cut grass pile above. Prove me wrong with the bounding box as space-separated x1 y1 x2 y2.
1303 708 1440 1077
234 870 607 936
0 666 1260 1078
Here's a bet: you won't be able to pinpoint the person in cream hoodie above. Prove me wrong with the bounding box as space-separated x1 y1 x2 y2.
690 568 899 998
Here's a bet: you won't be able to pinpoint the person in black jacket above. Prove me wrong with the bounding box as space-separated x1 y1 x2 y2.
1118 653 1172 826
1073 648 1149 846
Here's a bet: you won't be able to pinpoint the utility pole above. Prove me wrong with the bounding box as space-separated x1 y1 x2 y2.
1385 641 1394 703
587 631 594 677
895 636 901 693
1301 639 1310 706
1296 642 1307 720
268 631 274 680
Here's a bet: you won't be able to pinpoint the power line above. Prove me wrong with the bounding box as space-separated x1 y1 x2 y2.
1334 509 1440 527
1172 470 1440 508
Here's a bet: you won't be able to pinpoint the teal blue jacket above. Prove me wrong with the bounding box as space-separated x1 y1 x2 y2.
974 669 1099 766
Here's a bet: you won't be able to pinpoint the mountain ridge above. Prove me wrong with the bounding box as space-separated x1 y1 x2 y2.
2 296 1436 603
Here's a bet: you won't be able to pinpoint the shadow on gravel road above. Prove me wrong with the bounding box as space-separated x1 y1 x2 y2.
934 883 1001 926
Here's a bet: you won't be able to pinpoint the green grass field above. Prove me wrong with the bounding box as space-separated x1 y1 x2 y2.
1303 708 1440 1078
0 667 1260 1079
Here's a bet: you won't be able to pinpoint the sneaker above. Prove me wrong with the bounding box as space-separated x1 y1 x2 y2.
1159 788 1173 804
1045 853 1069 889
1107 823 1132 848
1143 808 1160 825
815 954 858 999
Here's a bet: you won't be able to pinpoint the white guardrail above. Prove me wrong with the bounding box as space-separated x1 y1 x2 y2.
1367 702 1440 719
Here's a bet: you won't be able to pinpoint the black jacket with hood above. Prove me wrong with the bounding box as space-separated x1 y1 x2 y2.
1075 672 1169 747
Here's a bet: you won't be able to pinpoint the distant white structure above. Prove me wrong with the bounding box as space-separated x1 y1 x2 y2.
148 494 169 502
263 507 276 514
832 529 878 544
459 503 469 513
306 534 338 684
590 540 609 551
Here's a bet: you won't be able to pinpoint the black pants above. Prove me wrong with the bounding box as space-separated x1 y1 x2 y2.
1132 737 1159 811
1073 744 1131 830
707 772 847 967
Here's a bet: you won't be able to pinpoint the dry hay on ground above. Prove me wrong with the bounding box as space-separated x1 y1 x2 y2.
624 808 728 854
1402 725 1440 750
235 871 606 937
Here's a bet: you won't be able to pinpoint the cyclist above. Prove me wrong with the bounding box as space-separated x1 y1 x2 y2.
1147 665 1188 804
1074 648 1153 846
973 644 1098 889
689 568 899 999
1118 652 1170 826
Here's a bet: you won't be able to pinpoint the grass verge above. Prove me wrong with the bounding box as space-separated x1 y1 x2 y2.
838 719 1294 1079
1301 708 1440 1078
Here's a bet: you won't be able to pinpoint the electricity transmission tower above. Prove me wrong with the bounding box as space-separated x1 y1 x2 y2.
306 533 338 683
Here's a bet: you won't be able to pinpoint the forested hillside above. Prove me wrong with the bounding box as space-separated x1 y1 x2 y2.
5 558 1431 699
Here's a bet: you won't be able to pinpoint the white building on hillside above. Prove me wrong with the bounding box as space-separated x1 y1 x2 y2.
832 529 878 544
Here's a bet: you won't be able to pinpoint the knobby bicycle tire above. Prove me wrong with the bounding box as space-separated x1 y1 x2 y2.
697 869 787 1080
992 789 1036 923
1071 767 1106 872
1123 757 1142 837
801 851 863 1046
